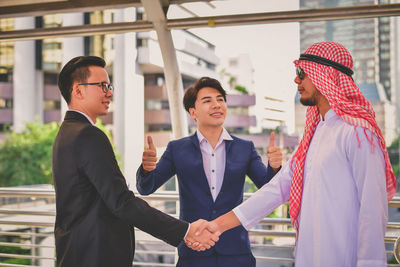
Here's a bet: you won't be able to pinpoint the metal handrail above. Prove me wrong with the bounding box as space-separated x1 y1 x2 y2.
0 209 55 216
0 253 55 260
0 188 399 205
0 189 399 266
0 264 39 267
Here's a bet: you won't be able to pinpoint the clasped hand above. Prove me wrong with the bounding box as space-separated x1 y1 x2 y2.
185 219 220 251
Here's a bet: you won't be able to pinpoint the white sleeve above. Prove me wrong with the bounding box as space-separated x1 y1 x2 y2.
233 159 293 230
348 127 388 267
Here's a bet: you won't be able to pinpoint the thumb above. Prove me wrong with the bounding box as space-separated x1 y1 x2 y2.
268 132 276 148
195 221 210 236
147 136 156 151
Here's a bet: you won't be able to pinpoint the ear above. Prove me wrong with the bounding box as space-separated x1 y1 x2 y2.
72 83 84 100
189 107 197 121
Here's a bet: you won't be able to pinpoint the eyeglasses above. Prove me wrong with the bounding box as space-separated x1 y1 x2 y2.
296 67 305 80
78 82 114 94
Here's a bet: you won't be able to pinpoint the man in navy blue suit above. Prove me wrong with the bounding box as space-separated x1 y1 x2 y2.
136 77 282 267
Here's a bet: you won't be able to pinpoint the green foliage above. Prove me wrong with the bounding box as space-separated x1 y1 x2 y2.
388 256 399 264
0 119 120 187
388 136 399 177
0 245 30 265
234 85 249 94
0 121 59 186
390 137 399 148
244 176 257 193
228 76 236 87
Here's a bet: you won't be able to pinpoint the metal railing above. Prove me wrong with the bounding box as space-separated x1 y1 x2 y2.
0 188 399 266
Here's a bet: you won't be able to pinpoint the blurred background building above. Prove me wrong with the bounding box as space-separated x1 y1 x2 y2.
296 0 398 145
0 7 297 188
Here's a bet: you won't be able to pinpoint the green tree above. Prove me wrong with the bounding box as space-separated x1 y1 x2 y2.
388 137 399 177
0 119 119 187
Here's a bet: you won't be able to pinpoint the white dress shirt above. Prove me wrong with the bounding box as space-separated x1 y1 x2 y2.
233 109 388 267
69 109 95 125
197 128 233 201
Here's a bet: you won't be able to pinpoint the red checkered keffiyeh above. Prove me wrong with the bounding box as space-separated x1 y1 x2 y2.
289 41 397 233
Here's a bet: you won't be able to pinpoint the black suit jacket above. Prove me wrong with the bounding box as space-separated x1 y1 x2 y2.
52 111 188 267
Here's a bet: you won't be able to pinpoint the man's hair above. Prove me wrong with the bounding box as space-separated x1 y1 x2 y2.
58 56 106 104
183 77 227 112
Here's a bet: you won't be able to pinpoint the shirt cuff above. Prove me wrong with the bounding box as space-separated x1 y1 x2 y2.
233 207 251 231
183 223 190 239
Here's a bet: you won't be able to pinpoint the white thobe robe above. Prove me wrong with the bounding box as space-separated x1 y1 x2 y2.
233 109 388 267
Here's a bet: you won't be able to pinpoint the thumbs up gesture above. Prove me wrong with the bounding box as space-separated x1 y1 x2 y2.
267 132 282 172
142 136 157 174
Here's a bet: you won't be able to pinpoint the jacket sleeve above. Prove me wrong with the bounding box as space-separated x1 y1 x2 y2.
136 141 177 195
246 141 277 189
347 127 388 267
76 126 188 247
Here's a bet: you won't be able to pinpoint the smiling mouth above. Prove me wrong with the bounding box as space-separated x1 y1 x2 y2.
211 112 223 117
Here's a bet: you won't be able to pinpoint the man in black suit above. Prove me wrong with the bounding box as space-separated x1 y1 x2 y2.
52 56 218 267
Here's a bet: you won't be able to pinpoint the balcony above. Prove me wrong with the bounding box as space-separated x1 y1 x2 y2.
145 110 172 125
137 36 218 78
0 109 12 124
224 114 257 128
0 82 12 98
146 110 256 128
43 85 60 101
145 85 168 101
43 110 60 123
227 94 256 107
0 187 399 266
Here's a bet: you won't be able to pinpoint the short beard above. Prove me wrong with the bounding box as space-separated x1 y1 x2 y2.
300 93 318 106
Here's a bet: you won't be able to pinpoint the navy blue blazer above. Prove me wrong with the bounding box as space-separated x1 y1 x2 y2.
136 133 276 257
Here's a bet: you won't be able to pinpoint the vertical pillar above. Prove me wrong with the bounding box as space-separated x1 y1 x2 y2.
113 8 144 187
390 11 400 170
13 17 38 132
61 13 84 118
141 0 188 139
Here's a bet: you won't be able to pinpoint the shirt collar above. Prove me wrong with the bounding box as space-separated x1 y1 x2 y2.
196 127 233 144
320 109 336 122
69 109 95 125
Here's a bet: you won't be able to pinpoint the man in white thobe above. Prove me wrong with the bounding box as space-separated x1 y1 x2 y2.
190 41 397 267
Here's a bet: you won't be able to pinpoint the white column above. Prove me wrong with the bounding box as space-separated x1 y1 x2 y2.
392 15 400 130
391 9 400 170
141 0 188 139
13 17 38 132
113 8 144 188
61 13 84 119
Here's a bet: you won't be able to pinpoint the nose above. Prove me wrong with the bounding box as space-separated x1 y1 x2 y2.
212 100 222 109
106 89 113 98
294 75 301 84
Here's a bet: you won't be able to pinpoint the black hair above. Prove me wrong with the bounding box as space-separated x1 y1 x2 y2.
183 77 227 112
57 56 106 104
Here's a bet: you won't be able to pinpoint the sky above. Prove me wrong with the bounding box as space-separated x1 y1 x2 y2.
168 0 300 134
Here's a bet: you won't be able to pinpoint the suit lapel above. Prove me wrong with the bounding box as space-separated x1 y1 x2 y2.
215 138 234 203
190 132 216 200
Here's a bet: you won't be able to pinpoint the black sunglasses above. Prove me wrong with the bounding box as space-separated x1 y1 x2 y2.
296 67 305 80
78 82 114 94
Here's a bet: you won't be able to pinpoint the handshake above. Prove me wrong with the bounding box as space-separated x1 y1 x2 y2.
185 219 221 251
